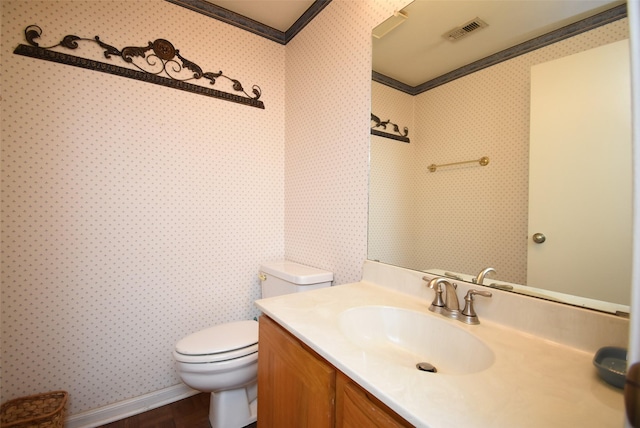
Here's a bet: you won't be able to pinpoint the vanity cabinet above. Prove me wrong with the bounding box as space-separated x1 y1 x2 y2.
336 372 412 428
258 315 411 428
257 315 335 427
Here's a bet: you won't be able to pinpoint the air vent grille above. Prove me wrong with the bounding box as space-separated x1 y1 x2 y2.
443 18 488 42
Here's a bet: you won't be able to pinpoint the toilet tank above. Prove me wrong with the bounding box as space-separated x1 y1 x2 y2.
259 260 333 298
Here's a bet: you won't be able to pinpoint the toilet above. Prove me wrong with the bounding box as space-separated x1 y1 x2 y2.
173 260 333 428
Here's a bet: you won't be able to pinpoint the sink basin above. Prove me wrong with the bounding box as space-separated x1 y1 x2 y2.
339 306 494 375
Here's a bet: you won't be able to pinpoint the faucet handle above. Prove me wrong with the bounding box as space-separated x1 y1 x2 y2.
460 289 492 324
423 276 445 310
423 276 456 289
467 289 492 298
431 284 446 308
423 276 451 314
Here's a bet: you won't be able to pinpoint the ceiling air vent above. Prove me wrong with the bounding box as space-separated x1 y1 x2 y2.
443 18 488 42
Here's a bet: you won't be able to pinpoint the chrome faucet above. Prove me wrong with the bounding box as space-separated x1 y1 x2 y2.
473 267 496 285
424 277 460 319
423 276 492 324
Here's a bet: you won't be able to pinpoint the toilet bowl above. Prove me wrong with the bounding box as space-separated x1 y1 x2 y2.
174 320 259 428
173 260 333 428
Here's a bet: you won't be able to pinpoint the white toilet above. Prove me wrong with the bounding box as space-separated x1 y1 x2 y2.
173 260 333 428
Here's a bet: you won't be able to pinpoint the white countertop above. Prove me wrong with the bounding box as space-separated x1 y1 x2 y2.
255 280 625 428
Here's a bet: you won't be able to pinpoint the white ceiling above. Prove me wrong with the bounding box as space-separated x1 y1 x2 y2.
204 0 315 32
374 0 625 86
204 0 625 86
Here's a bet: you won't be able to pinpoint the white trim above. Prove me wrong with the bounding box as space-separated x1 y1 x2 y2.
627 2 640 427
627 0 640 365
65 384 198 428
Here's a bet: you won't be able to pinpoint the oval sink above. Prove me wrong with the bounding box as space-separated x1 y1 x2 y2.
339 306 494 375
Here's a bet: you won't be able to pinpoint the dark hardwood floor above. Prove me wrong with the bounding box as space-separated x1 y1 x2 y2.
99 393 257 428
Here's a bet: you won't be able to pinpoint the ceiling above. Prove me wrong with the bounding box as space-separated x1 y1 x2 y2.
196 0 625 88
203 0 315 32
373 0 625 87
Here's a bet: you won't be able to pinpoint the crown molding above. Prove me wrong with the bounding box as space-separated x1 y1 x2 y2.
165 0 331 45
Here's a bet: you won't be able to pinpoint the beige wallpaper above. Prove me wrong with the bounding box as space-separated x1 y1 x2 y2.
283 0 409 284
1 0 286 415
369 82 416 267
0 0 410 418
370 18 629 285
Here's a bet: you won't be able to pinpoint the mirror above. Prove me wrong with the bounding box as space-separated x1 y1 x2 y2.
369 1 632 314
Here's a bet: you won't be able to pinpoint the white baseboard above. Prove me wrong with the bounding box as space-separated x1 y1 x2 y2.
65 384 198 428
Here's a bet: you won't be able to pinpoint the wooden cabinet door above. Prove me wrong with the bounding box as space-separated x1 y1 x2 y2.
336 372 412 428
257 315 335 428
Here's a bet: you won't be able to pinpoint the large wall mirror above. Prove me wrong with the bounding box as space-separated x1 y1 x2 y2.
369 0 631 315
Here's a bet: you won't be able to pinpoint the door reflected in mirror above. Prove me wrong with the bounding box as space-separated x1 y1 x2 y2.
369 1 631 314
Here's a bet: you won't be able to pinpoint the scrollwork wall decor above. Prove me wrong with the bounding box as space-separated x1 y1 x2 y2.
13 25 264 109
371 113 409 143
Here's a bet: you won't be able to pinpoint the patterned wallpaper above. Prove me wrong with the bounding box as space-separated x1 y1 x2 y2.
283 0 409 284
369 82 416 267
1 0 286 415
370 18 629 285
0 0 409 417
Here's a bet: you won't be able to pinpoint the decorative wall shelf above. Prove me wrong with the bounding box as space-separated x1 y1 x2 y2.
13 25 264 109
371 113 409 143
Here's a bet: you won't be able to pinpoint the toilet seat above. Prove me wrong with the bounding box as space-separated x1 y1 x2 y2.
173 320 258 364
174 320 258 364
173 344 258 364
176 320 258 355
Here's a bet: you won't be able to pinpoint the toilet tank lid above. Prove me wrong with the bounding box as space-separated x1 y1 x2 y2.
259 260 333 285
175 320 258 355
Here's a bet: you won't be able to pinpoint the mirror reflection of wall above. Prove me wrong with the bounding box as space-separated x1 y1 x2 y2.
369 14 630 312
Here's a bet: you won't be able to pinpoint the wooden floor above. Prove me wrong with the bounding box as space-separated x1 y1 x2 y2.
99 393 257 428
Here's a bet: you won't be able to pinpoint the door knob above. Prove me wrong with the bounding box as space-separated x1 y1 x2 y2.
532 233 546 244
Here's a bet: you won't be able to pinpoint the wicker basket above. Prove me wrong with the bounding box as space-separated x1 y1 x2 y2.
1 391 68 428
